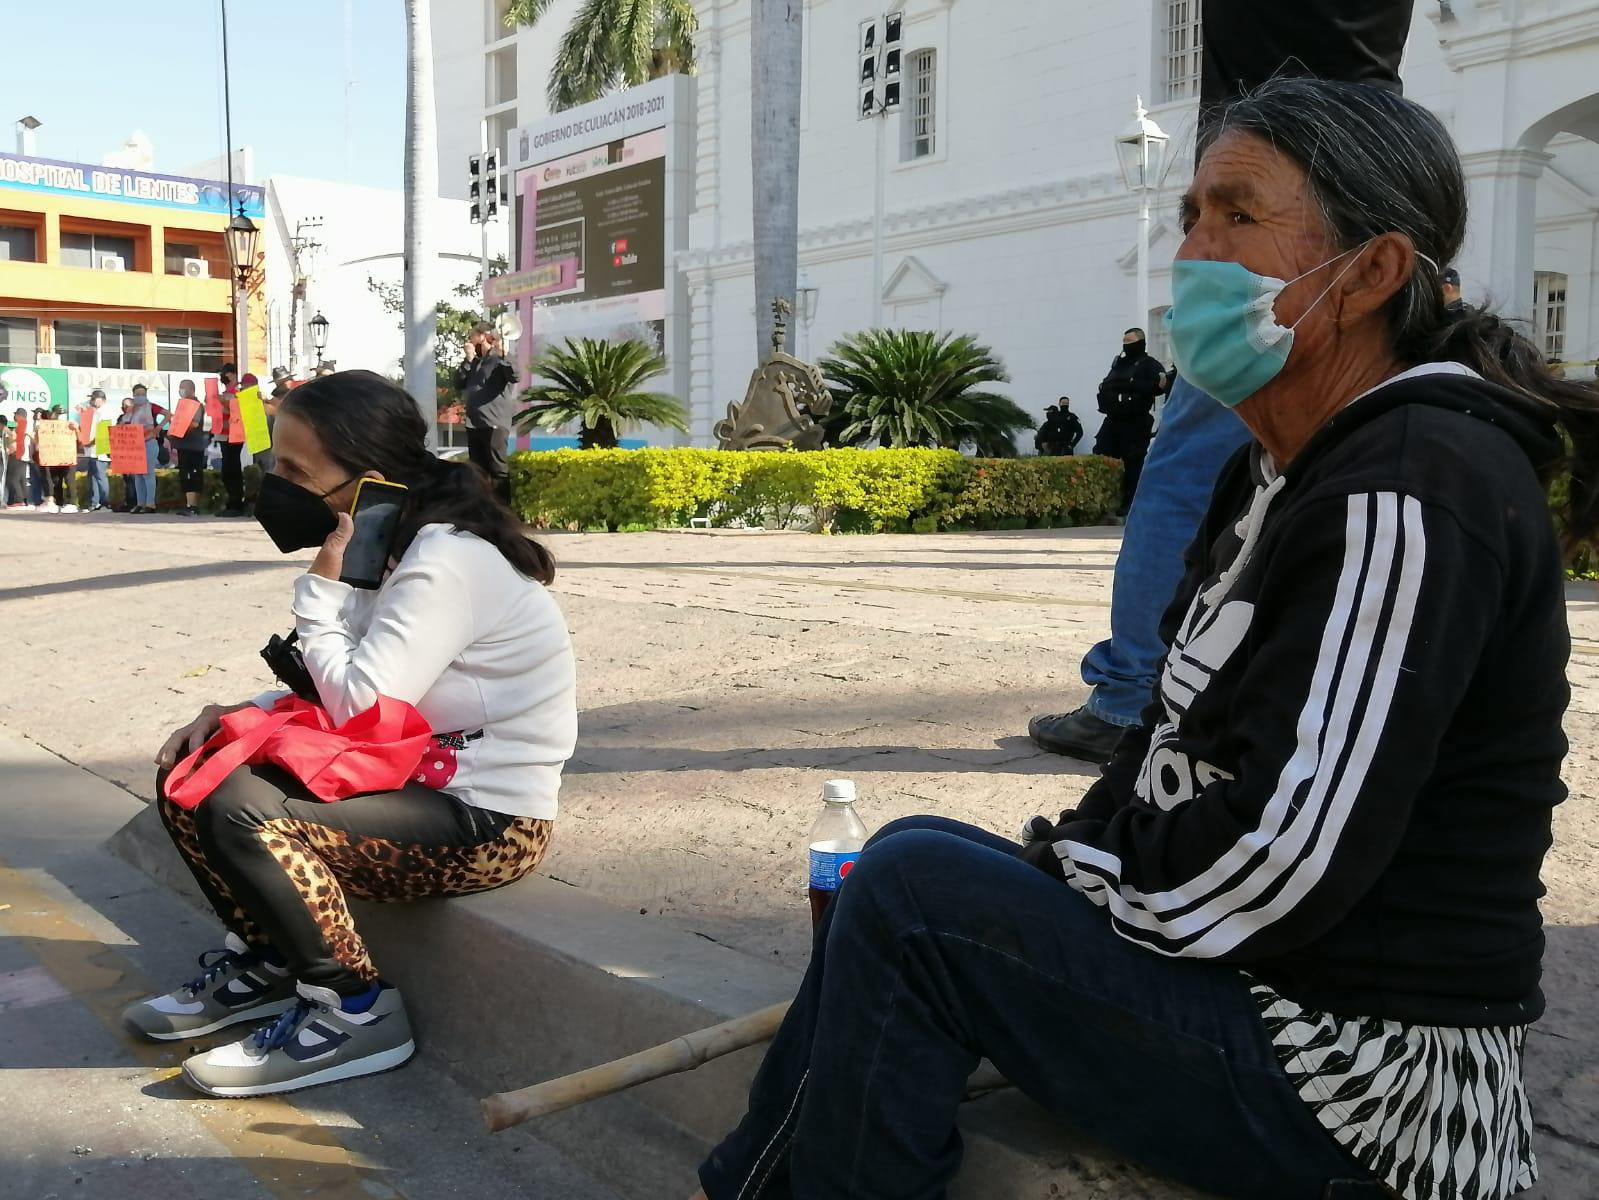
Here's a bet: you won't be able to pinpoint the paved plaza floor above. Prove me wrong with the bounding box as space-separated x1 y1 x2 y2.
2 509 1597 1194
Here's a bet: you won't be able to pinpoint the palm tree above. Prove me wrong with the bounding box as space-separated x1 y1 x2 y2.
504 0 699 112
819 330 1035 457
517 337 690 448
404 0 439 446
750 0 803 359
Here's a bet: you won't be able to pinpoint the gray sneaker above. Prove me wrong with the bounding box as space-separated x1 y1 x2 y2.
122 932 297 1042
181 981 415 1097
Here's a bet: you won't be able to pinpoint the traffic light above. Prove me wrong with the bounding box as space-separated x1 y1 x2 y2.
468 152 484 224
484 150 500 220
857 11 904 119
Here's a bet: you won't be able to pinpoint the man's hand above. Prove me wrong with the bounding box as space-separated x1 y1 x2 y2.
464 338 481 361
155 702 252 769
308 511 354 581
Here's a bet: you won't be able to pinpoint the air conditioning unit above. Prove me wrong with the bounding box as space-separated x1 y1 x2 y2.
182 257 210 279
97 254 125 272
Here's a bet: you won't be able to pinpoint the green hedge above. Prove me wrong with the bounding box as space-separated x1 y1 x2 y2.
510 448 1121 533
72 466 263 513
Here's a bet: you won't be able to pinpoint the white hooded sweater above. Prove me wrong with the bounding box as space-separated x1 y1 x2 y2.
286 523 577 819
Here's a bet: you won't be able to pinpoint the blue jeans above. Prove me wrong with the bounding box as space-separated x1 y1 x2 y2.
80 456 108 508
28 462 45 506
700 817 1380 1200
1081 376 1252 726
134 439 158 507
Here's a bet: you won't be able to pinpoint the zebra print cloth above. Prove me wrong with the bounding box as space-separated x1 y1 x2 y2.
1251 983 1537 1200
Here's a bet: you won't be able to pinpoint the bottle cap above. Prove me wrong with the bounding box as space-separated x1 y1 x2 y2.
822 779 856 803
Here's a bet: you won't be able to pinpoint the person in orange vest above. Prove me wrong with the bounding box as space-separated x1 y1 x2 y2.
216 363 246 516
173 378 211 516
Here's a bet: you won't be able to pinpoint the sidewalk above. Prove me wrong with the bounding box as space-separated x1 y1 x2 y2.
3 511 1597 1194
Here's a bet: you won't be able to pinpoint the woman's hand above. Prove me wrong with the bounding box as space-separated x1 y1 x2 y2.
155 702 252 769
308 511 354 581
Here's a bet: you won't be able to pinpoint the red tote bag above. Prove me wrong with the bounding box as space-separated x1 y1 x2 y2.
163 695 434 810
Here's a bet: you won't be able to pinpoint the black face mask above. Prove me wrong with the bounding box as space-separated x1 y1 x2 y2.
1123 339 1147 359
254 472 357 553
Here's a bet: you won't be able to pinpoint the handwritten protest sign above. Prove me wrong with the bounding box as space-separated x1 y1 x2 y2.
36 421 77 467
109 424 148 474
237 385 271 453
204 377 220 402
170 397 201 440
95 421 111 456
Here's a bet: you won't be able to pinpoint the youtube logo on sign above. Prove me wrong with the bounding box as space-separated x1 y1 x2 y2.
610 237 638 268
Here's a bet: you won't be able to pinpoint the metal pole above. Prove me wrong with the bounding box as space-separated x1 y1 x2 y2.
1136 189 1150 337
871 107 886 328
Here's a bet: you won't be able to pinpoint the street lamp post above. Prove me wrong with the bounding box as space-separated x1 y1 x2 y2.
225 202 261 374
1114 97 1170 338
310 311 330 368
796 273 820 359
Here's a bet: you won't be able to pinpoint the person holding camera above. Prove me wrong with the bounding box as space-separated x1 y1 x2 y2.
123 370 577 1098
458 324 518 504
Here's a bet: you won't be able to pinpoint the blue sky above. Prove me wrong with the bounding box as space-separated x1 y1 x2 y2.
8 0 404 189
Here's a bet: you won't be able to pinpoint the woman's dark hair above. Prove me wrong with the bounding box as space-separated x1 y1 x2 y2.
279 370 554 584
1217 76 1599 544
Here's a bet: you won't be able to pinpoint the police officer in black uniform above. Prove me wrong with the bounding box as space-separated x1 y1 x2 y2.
1092 328 1165 513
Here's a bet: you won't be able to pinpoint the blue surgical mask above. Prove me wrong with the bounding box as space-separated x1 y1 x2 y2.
1165 246 1370 409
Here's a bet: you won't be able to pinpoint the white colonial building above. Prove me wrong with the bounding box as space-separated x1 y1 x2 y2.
432 0 1599 447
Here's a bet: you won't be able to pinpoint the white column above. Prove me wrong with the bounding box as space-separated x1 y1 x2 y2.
1458 148 1553 324
687 272 718 446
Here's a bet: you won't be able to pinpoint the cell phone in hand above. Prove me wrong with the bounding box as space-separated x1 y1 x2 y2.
341 479 409 589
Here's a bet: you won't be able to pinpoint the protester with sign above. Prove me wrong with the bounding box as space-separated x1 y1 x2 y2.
77 389 112 511
171 378 210 516
36 411 79 513
111 398 141 511
216 364 246 516
125 370 576 1099
126 391 159 513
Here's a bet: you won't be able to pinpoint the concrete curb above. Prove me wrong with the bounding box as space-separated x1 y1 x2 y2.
107 803 1205 1198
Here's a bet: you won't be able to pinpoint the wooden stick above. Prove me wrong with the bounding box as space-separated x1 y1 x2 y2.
482 1001 792 1133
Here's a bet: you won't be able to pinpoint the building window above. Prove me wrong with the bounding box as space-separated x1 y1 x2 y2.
60 231 138 272
0 316 38 363
1147 306 1172 369
156 327 225 373
488 46 517 106
54 321 146 369
1161 0 1203 103
900 49 936 162
163 240 217 278
1534 271 1568 363
487 0 513 42
0 224 38 262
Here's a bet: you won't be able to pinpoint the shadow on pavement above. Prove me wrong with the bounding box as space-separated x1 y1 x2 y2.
0 559 291 604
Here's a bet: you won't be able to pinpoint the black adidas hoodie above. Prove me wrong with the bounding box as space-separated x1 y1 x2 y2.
1039 364 1569 1027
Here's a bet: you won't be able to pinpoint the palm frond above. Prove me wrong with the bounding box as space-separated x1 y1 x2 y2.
818 330 1025 454
548 0 621 111
516 337 689 443
503 0 563 29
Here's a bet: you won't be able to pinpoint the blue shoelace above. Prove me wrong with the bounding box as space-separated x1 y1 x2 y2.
183 947 251 996
252 999 314 1054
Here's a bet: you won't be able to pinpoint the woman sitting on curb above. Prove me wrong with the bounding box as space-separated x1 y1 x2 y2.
693 78 1591 1200
124 371 577 1097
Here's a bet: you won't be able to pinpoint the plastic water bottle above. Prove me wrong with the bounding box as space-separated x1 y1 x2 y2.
807 779 867 926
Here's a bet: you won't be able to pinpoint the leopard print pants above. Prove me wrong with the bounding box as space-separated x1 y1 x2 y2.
157 765 552 989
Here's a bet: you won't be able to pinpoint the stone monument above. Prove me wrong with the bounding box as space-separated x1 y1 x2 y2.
714 298 834 451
